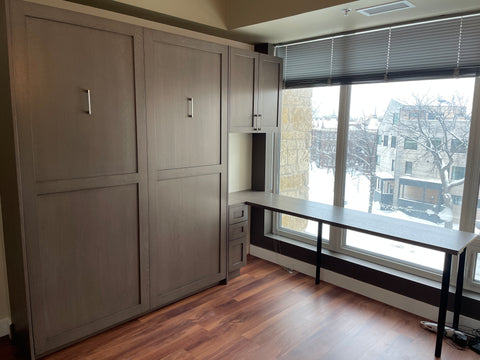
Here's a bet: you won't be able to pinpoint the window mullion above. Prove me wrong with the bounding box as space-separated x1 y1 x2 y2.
460 76 480 233
461 76 480 289
330 84 351 251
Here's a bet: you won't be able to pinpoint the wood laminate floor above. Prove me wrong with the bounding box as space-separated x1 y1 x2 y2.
2 256 479 359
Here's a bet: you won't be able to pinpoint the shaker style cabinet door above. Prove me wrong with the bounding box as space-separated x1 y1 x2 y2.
144 30 227 309
229 47 258 131
228 48 282 133
258 54 283 131
25 15 138 181
9 2 149 355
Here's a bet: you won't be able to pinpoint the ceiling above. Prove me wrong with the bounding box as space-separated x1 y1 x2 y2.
110 0 480 44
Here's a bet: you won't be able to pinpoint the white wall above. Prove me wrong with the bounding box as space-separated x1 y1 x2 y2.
24 0 251 49
228 133 252 193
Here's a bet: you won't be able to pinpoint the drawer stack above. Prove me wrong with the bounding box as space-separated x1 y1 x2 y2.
228 204 248 278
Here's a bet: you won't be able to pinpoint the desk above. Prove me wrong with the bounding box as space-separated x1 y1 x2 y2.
233 191 479 358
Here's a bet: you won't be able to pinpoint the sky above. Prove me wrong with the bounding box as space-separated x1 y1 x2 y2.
312 77 476 119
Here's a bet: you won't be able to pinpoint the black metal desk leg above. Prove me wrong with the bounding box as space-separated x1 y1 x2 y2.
435 253 452 358
315 222 323 284
453 250 466 329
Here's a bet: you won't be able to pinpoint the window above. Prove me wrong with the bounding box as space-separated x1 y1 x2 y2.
451 139 467 153
452 195 463 205
475 254 480 283
342 78 474 272
278 86 340 242
278 78 476 274
393 113 399 125
275 14 480 288
404 139 418 150
405 161 412 175
431 138 442 149
383 135 388 147
391 136 397 148
451 166 466 181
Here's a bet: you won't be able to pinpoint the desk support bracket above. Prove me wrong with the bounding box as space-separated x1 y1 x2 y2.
453 250 466 329
315 222 323 284
435 253 452 357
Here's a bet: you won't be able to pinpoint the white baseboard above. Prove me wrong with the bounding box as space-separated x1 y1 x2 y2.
0 317 10 338
250 245 480 330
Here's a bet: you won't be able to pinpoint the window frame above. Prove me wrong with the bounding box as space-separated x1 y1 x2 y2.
404 139 418 150
274 77 480 290
405 161 413 175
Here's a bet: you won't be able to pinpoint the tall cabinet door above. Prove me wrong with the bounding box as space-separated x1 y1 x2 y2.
258 54 283 131
144 30 227 308
10 2 149 356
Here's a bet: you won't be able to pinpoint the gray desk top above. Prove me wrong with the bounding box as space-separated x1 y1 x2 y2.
230 191 479 255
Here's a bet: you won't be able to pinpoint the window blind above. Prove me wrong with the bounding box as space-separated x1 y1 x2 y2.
275 14 480 88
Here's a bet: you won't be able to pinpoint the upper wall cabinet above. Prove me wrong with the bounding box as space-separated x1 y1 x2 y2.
229 48 283 133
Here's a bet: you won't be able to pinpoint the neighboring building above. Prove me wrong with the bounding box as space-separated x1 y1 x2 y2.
375 100 470 225
311 115 338 170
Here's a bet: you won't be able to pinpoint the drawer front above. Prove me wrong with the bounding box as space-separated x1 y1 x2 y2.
229 238 247 272
229 221 248 241
229 204 248 224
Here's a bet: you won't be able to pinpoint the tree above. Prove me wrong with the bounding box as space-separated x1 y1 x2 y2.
394 94 470 228
347 116 379 213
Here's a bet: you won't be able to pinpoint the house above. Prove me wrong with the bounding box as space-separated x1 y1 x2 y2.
1 0 480 358
375 99 471 225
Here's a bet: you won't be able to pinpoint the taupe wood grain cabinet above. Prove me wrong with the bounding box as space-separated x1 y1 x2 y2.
229 47 283 133
144 29 228 309
0 0 227 358
228 204 248 278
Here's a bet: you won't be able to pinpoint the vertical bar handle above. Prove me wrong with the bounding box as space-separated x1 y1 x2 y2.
187 97 193 118
86 89 92 115
257 114 262 131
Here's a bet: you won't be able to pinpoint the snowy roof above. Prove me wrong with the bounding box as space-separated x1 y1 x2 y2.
376 171 394 179
399 176 442 184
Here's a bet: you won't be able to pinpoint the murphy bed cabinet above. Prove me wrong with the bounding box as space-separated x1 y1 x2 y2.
229 47 283 133
0 1 228 358
144 29 228 309
5 1 150 356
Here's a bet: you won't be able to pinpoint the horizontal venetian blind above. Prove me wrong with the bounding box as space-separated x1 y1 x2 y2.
275 14 480 88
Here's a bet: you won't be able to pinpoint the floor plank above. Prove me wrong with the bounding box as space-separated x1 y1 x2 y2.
2 256 479 359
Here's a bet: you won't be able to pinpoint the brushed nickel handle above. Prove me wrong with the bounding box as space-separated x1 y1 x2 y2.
187 97 193 118
253 114 258 130
257 114 262 131
86 89 92 115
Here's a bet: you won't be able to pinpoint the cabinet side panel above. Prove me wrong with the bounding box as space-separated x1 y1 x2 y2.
0 0 32 356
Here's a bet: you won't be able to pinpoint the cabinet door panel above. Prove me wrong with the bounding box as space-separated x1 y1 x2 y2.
147 41 222 170
229 48 257 129
258 55 282 130
30 185 142 353
26 17 137 181
150 174 224 306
